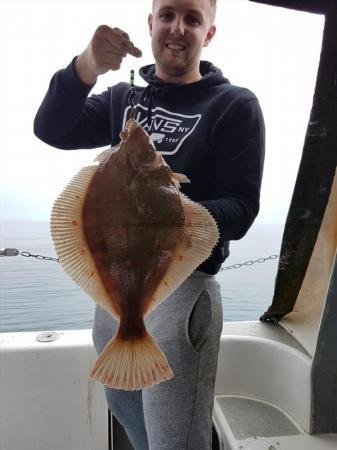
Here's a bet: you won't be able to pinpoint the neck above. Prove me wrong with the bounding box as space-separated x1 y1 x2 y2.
155 66 202 84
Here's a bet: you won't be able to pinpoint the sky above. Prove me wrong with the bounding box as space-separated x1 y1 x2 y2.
0 0 324 225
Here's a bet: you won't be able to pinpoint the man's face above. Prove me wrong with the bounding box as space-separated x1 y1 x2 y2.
148 0 216 83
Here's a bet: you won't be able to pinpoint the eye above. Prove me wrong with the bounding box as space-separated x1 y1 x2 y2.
159 12 174 22
186 15 200 26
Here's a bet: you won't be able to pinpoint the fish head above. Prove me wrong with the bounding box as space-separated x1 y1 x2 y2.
122 119 157 169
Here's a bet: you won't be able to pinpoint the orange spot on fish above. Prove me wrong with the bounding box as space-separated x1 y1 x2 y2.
80 249 85 255
75 195 80 199
164 281 168 286
89 271 94 278
176 254 184 261
71 220 78 226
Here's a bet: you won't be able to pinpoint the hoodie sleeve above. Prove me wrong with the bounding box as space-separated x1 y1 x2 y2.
33 58 111 150
200 96 265 242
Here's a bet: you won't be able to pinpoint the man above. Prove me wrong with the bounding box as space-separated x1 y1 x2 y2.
34 0 265 448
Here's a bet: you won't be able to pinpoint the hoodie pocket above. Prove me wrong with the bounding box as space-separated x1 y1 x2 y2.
187 289 213 353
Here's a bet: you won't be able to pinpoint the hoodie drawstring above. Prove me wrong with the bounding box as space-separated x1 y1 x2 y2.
140 84 155 127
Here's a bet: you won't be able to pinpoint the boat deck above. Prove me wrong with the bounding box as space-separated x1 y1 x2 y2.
1 322 337 449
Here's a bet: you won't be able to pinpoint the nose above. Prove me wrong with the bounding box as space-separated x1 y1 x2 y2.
170 17 184 36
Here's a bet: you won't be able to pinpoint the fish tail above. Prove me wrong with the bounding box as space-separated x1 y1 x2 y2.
90 333 174 390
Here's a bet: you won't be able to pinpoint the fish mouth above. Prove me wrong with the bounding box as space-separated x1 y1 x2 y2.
123 118 141 142
125 118 138 132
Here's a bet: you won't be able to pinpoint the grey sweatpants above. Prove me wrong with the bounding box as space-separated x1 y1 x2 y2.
92 271 223 450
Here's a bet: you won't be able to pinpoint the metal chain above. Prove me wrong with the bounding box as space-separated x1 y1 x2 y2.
19 251 60 263
220 254 279 271
0 248 59 262
1 248 279 269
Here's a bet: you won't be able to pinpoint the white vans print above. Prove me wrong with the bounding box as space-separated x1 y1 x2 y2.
122 105 201 155
150 133 165 143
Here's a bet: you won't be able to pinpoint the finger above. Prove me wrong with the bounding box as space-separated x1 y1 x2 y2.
105 28 142 58
117 29 130 41
121 39 142 58
100 59 122 72
92 35 126 60
129 44 142 58
110 63 121 71
104 28 129 50
105 36 142 58
112 27 130 40
103 40 127 57
103 52 124 68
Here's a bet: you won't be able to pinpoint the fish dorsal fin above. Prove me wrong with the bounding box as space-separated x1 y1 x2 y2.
94 145 119 164
145 194 219 315
50 163 119 319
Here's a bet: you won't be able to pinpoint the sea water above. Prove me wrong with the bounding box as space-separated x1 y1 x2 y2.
0 220 283 333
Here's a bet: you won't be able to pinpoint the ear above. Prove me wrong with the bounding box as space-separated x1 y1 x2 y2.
148 13 153 37
204 24 216 47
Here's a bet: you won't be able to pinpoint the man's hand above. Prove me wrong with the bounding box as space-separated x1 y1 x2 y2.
75 25 142 85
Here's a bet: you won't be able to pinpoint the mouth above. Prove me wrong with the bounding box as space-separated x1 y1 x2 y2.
165 42 186 51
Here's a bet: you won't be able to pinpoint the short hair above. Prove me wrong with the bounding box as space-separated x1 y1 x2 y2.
152 0 217 21
209 0 217 20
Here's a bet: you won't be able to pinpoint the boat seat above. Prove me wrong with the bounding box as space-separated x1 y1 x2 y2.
213 395 337 450
212 321 337 449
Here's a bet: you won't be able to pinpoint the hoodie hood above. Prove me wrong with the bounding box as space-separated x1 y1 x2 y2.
138 61 230 125
139 61 230 92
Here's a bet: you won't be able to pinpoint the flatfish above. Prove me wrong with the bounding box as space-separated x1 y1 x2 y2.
50 119 219 390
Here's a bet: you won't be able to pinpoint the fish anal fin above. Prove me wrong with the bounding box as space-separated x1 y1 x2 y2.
90 332 174 390
145 194 219 315
50 164 120 319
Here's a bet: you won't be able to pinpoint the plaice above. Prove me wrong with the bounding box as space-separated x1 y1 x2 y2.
50 119 219 390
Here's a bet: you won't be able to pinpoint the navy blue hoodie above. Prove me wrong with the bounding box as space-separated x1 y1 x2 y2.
34 59 265 274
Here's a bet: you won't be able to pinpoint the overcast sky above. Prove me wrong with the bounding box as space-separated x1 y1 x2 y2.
0 0 324 225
